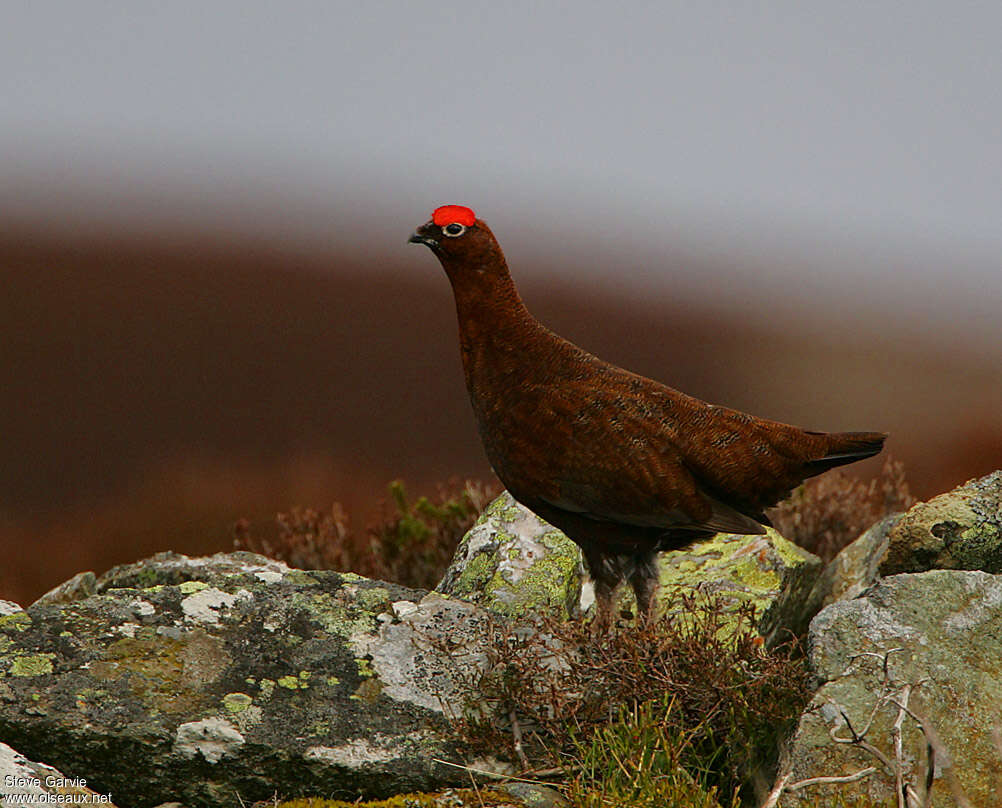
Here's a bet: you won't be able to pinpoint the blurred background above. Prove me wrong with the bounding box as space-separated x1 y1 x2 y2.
2 3 1000 605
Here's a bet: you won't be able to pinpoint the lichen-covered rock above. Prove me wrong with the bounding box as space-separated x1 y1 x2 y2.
438 493 820 641
33 570 98 607
0 741 119 806
798 514 903 635
882 471 1002 574
800 471 1002 630
0 601 23 617
436 492 586 619
655 527 821 645
775 571 1002 807
273 786 559 808
0 552 498 807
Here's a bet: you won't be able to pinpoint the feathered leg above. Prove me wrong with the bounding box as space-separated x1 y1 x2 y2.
582 547 629 631
628 550 661 622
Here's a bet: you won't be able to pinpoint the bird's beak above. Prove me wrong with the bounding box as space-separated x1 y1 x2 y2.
408 233 438 247
408 222 440 249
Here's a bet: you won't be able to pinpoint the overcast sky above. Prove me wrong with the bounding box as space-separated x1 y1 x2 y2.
2 2 999 340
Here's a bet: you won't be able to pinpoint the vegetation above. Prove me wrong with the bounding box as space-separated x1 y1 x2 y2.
770 457 914 561
237 462 916 806
441 594 810 806
234 478 501 589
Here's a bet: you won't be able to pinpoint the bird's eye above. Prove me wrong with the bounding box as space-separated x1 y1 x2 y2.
442 223 466 237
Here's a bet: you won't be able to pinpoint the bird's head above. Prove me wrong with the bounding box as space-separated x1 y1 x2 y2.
408 205 498 265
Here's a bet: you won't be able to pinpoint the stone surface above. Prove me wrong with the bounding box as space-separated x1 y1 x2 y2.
33 570 98 608
798 514 903 636
0 602 22 618
437 491 586 620
0 741 118 807
655 526 822 646
0 552 499 807
776 570 1002 807
438 493 821 642
882 471 1002 575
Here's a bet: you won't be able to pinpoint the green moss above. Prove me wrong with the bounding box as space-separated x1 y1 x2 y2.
276 792 510 808
455 552 493 594
350 678 383 703
0 612 31 632
493 538 579 619
284 569 320 586
89 633 222 714
326 675 340 686
355 586 391 613
290 592 378 641
74 687 108 709
276 672 311 690
729 557 781 593
765 527 811 566
127 566 164 589
222 692 253 713
10 653 55 676
485 493 522 522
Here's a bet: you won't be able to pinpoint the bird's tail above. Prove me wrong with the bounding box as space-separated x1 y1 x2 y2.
805 431 887 476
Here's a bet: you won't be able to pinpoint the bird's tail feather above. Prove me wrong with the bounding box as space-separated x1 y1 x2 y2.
804 431 887 476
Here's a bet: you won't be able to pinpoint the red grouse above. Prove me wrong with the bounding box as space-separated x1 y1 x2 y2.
409 204 885 624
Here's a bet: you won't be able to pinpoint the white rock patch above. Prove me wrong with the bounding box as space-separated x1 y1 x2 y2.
174 718 245 763
180 588 252 625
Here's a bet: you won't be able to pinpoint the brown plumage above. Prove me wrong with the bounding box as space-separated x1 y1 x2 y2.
409 205 886 625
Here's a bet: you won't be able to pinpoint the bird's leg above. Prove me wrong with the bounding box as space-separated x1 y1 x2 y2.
628 550 661 623
589 577 617 633
583 548 627 632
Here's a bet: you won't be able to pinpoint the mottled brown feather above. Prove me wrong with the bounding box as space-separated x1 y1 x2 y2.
409 212 886 622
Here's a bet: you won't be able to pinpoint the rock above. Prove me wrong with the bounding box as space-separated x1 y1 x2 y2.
437 492 586 619
0 741 119 806
0 601 23 617
799 514 903 633
800 471 1002 629
439 493 821 641
775 570 1002 807
882 471 1002 574
0 552 500 807
500 781 569 807
33 570 98 607
654 527 822 646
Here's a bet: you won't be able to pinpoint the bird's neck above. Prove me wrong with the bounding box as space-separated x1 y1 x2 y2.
441 257 543 385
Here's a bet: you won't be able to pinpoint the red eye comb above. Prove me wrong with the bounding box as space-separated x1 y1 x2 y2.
432 205 476 227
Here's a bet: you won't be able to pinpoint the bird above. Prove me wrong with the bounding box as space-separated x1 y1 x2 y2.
409 204 886 627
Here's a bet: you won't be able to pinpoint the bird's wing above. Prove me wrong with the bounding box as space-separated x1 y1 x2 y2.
540 477 767 536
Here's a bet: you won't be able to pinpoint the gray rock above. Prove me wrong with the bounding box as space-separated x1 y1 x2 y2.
0 552 498 807
500 781 569 807
32 570 98 607
795 471 1002 641
437 491 586 620
438 493 821 642
0 741 119 806
799 513 904 633
775 570 1002 807
0 602 23 618
654 526 821 646
882 470 1002 574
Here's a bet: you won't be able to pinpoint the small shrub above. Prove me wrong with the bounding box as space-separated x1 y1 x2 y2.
769 457 915 561
565 698 741 808
447 593 813 803
234 478 501 589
